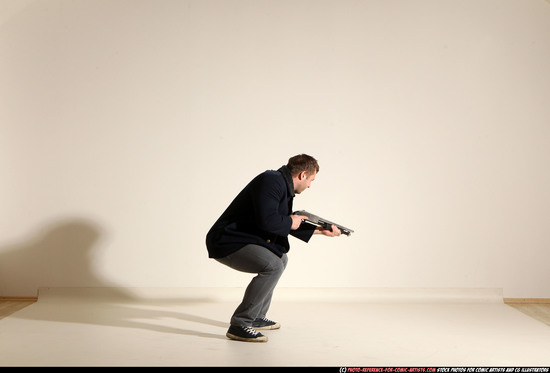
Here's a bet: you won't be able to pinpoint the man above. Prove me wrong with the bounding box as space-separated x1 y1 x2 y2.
205 154 341 342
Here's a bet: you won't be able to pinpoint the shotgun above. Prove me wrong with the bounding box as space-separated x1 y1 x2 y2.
294 210 354 236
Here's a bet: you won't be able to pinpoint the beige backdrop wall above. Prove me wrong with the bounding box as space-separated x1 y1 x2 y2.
1 0 549 297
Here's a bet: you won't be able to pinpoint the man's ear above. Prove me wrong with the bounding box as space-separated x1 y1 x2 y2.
299 171 308 180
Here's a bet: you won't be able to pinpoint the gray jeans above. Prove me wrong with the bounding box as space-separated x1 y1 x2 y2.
215 244 288 327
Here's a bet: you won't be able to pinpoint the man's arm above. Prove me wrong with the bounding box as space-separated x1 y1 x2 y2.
314 224 342 237
252 174 294 236
290 214 308 230
294 210 354 236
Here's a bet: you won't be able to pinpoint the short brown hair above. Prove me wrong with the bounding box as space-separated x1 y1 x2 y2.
286 154 319 176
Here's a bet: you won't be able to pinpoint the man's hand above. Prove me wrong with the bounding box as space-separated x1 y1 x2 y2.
290 214 308 230
315 224 342 237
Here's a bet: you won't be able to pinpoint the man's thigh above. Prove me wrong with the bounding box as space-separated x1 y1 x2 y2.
216 244 286 274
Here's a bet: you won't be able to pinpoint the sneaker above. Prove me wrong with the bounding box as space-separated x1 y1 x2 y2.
226 325 268 342
252 317 281 330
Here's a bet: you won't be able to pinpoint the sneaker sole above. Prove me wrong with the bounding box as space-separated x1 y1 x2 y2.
253 323 281 330
226 332 268 343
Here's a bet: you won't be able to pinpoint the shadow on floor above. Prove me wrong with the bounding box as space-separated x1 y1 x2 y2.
0 218 229 340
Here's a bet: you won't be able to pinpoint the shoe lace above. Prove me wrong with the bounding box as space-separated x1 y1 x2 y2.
243 326 259 336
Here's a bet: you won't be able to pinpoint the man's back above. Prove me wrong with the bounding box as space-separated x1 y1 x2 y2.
205 169 294 259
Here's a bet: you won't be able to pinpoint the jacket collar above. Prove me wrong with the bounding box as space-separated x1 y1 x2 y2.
277 165 295 198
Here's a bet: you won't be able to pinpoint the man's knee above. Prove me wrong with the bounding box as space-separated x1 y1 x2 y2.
281 253 288 269
262 257 286 275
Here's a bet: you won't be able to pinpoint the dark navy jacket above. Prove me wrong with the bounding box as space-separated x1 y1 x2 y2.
206 166 316 258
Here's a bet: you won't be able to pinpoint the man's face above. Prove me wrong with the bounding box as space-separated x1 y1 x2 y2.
294 171 316 194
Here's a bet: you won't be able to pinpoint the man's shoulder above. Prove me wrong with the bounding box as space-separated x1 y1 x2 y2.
253 169 286 187
262 169 283 178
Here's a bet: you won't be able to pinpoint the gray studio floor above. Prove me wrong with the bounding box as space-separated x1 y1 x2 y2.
1 287 550 367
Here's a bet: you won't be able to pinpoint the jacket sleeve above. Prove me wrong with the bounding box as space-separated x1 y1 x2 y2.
290 223 316 243
251 174 293 236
